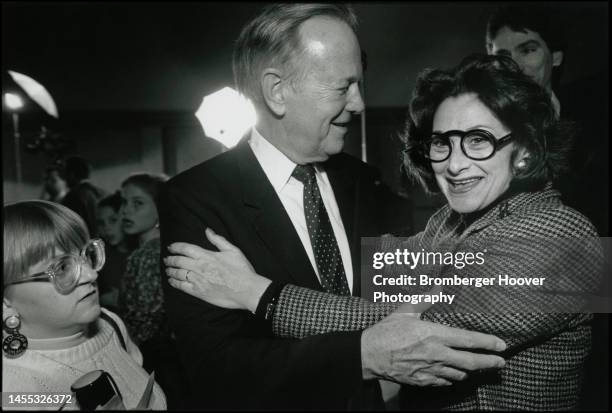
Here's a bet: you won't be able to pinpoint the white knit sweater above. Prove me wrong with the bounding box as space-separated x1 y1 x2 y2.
2 308 166 410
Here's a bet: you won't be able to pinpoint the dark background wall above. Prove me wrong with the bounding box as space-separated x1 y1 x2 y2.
2 2 607 110
2 1 608 228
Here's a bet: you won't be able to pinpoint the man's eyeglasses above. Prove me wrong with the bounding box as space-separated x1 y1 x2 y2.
5 239 105 294
424 129 513 162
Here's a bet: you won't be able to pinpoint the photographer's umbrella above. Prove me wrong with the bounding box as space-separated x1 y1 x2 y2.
8 70 58 118
5 71 58 190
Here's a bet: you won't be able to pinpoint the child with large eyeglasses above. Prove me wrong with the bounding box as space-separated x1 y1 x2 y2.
2 200 166 410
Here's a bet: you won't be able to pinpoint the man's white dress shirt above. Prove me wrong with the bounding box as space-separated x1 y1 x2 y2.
248 128 354 293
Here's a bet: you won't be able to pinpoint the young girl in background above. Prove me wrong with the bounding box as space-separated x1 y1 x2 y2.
119 172 185 409
96 192 134 312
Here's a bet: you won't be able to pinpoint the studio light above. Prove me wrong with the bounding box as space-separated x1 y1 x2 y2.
195 87 256 149
4 92 24 110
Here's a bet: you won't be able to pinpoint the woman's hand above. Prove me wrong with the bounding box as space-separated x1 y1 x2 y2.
164 228 272 312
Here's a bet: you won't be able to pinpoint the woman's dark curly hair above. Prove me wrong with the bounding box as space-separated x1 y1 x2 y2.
401 53 575 194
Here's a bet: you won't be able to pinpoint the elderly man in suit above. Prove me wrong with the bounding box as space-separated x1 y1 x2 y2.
159 4 506 410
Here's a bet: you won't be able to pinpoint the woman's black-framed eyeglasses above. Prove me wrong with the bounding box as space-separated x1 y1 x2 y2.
424 129 513 162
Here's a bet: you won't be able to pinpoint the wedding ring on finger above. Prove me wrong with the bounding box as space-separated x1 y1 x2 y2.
185 270 191 282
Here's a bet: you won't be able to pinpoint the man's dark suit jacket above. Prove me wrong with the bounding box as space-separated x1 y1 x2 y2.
159 139 396 410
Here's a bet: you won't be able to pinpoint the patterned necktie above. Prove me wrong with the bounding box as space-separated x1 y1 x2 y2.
292 164 350 295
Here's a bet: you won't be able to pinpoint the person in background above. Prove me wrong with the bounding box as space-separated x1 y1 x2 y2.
166 54 604 410
118 172 185 410
95 191 134 313
485 5 565 110
61 156 107 237
485 5 608 236
2 200 166 410
119 173 169 351
39 164 69 203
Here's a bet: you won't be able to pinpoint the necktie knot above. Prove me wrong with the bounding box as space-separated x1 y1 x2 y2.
292 164 316 185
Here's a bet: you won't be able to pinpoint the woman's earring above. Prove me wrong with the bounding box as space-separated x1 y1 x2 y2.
517 152 531 170
3 314 28 358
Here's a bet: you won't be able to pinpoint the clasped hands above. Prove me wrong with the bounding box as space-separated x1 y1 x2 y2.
164 228 506 387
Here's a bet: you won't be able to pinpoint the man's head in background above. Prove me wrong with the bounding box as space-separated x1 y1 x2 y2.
63 156 92 188
43 164 68 198
486 5 567 92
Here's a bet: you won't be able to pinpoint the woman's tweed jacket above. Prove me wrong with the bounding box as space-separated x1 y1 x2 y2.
272 186 603 410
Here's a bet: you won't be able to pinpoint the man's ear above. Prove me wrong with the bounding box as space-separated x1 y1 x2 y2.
552 51 564 68
261 68 287 117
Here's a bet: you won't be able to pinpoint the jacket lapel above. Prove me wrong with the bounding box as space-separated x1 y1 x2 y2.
458 185 561 239
234 141 323 291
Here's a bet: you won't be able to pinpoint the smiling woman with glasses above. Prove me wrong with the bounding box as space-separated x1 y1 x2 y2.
2 200 166 410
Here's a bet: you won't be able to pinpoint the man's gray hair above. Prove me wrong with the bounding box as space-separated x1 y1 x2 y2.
232 3 358 103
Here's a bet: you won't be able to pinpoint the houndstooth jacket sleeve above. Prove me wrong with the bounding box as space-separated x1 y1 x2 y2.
272 231 422 338
270 188 605 410
272 285 398 338
272 188 603 349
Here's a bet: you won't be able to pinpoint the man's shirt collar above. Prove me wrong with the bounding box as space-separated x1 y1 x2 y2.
248 128 298 192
